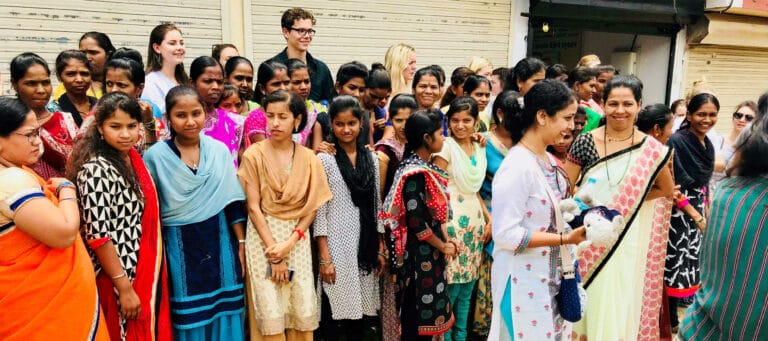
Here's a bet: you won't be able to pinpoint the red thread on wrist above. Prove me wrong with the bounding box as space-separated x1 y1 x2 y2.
292 229 306 240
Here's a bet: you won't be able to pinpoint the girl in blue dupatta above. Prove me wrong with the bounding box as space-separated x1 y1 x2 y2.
143 86 246 341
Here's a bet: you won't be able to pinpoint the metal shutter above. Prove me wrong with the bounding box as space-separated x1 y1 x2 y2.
683 44 768 135
249 1 513 82
0 0 223 95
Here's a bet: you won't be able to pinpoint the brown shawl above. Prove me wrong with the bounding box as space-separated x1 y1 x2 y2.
238 141 332 220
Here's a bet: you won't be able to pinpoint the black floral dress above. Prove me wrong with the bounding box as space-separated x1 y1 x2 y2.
398 173 455 338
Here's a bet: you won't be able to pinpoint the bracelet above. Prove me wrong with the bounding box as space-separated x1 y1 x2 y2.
559 232 564 246
319 259 333 266
695 217 706 224
111 272 126 280
238 239 246 244
56 181 75 195
144 120 157 132
269 258 284 265
676 198 690 209
59 197 77 202
292 228 306 240
378 252 387 258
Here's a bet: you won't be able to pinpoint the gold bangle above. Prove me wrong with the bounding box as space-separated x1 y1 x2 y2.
111 272 126 280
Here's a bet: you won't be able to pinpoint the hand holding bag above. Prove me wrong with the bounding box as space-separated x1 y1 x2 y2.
532 158 587 323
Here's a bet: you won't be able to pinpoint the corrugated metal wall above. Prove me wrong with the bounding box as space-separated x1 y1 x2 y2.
250 0 513 82
0 0 222 95
683 44 768 135
0 1 514 96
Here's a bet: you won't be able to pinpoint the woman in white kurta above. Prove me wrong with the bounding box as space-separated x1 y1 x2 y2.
315 96 386 340
489 80 586 341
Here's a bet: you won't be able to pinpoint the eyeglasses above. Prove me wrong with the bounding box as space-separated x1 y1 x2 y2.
733 112 755 122
289 27 316 37
14 129 41 144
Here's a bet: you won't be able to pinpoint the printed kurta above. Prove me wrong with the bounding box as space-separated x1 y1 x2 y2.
315 152 381 320
490 147 571 341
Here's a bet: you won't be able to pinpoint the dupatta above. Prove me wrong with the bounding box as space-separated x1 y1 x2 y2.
575 136 671 286
93 149 172 341
441 137 487 193
143 135 245 226
35 111 78 176
378 154 450 267
237 140 332 220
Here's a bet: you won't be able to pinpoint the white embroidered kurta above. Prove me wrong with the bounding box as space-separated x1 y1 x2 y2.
489 146 573 341
315 152 382 320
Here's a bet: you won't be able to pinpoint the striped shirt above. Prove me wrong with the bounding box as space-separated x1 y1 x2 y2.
680 175 768 340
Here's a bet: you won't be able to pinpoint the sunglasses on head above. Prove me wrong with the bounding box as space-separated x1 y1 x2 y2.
733 112 755 122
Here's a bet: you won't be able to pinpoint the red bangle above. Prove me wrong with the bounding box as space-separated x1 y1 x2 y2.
292 229 306 240
676 198 690 209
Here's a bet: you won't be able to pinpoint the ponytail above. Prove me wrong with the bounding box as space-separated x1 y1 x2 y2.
504 80 576 144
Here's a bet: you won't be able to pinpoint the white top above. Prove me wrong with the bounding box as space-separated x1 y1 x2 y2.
314 152 382 320
489 146 572 340
141 71 177 113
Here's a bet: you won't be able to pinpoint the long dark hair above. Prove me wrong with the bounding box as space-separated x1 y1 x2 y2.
493 90 521 127
637 103 673 134
254 61 287 104
440 67 474 108
504 79 576 143
403 109 443 157
262 90 308 133
681 93 720 130
80 32 116 59
10 52 50 84
0 97 30 137
506 57 545 92
66 92 144 199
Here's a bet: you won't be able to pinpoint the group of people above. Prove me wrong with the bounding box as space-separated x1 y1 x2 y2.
1 6 767 341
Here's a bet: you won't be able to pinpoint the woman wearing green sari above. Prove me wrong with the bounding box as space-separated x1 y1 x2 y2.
564 75 674 340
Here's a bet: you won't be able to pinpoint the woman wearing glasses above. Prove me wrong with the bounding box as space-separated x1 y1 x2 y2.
711 101 756 188
0 96 110 340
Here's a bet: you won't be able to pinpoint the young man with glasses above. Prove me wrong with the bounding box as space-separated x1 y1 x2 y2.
268 7 334 104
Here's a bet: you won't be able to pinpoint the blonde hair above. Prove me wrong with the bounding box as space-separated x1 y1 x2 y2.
577 54 601 68
385 43 415 95
467 56 493 74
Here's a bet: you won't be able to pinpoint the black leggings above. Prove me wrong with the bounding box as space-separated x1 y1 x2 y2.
320 291 365 340
400 283 433 341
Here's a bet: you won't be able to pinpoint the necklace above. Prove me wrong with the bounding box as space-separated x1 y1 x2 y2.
174 138 200 171
604 127 634 186
36 111 53 125
519 140 554 172
605 127 636 142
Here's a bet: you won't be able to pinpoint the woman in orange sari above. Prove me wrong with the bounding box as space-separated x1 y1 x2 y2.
67 92 172 341
0 96 109 340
